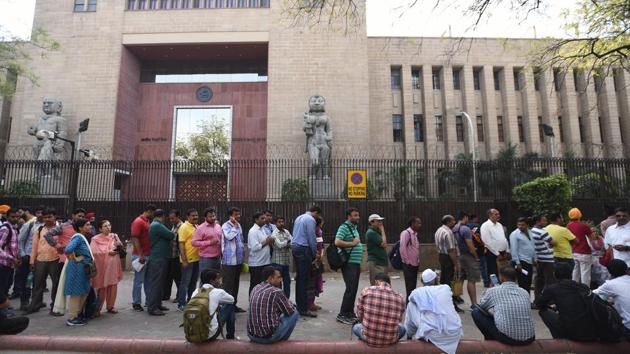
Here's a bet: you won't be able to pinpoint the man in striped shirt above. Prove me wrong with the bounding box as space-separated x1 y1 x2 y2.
335 207 363 324
247 266 298 344
530 215 557 302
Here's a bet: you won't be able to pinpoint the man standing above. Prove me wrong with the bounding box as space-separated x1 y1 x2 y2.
530 215 556 302
354 273 406 347
0 209 19 298
43 208 85 269
546 213 577 269
594 260 630 340
566 208 596 285
248 212 272 296
25 208 60 315
193 208 222 274
480 209 509 281
177 208 199 311
366 214 388 286
406 269 463 354
262 209 277 238
291 206 320 318
163 209 182 302
600 205 617 235
453 212 480 307
604 207 630 268
335 207 363 325
435 215 462 313
247 266 298 344
130 204 155 312
145 209 173 316
221 207 245 313
472 266 535 345
13 207 41 309
399 216 421 302
270 216 292 298
509 217 536 295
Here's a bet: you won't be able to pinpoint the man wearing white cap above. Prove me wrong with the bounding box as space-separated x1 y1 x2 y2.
405 269 463 354
366 214 388 285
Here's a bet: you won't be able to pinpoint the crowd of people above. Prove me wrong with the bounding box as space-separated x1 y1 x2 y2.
0 203 628 352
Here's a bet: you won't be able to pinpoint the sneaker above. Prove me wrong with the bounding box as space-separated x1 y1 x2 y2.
66 317 86 326
132 304 144 312
336 314 354 325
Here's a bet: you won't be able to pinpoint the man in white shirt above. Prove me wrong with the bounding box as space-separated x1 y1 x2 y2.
594 259 630 340
248 211 273 296
405 269 463 354
604 207 630 268
480 209 509 281
191 269 236 340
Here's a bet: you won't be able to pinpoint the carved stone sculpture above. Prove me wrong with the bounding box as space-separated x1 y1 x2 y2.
303 95 332 179
27 99 68 177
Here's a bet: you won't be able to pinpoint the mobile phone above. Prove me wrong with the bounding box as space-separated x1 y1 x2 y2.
490 274 499 286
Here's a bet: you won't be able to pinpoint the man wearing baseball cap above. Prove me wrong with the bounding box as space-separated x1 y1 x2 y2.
366 214 388 285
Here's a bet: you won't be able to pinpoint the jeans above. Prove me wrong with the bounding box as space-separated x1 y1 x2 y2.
12 256 31 306
178 261 199 307
0 265 15 297
248 311 299 344
199 257 221 276
221 264 242 307
220 303 236 338
339 262 361 316
353 323 406 342
572 253 592 286
272 263 291 299
479 254 490 287
145 257 167 312
472 307 534 345
28 260 60 312
516 261 533 294
131 255 149 306
162 257 181 301
292 245 312 313
402 263 418 303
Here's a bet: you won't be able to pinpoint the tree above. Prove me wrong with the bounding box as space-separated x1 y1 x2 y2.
512 174 572 217
0 26 60 97
175 119 230 161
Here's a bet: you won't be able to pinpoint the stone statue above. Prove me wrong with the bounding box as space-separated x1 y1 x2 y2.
303 95 332 179
27 98 68 162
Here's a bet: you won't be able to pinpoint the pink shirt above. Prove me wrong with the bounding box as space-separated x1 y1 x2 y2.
192 221 222 258
399 227 419 267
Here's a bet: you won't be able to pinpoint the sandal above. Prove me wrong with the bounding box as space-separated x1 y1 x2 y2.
106 308 118 314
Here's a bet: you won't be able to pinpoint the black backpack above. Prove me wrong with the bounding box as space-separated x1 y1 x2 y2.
574 283 624 342
326 243 347 271
389 230 413 270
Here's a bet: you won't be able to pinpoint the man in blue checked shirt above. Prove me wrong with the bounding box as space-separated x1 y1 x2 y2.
291 205 321 318
221 207 246 313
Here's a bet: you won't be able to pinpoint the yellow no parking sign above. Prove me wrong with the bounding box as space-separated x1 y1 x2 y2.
347 170 367 199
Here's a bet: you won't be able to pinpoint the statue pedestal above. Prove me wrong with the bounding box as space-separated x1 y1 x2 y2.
310 178 336 200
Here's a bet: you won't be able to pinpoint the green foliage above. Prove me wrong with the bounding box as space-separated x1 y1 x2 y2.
512 174 572 217
571 172 620 199
175 119 230 161
0 179 41 197
282 178 310 201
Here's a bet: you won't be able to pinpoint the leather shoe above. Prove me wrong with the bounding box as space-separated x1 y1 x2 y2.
300 311 318 318
149 310 165 316
235 306 246 313
158 305 169 311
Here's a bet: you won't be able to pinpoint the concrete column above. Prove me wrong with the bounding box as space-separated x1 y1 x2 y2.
461 65 476 157
421 65 437 159
521 69 540 154
559 71 582 156
539 68 561 157
598 76 623 158
442 65 460 159
480 65 499 159
616 71 630 155
501 66 521 151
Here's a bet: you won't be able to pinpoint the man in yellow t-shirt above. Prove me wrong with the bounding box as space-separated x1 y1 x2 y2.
545 213 577 270
177 209 199 311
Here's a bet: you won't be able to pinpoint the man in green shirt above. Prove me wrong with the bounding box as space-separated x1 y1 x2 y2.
146 209 174 316
366 214 388 286
335 207 363 325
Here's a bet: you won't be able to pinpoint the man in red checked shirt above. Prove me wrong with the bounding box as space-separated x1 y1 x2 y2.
130 204 156 312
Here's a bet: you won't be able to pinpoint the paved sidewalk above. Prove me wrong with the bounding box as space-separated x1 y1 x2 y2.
17 270 552 341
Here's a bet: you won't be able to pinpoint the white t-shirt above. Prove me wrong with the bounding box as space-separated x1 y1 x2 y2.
480 220 508 256
604 223 630 267
191 284 235 335
594 275 630 329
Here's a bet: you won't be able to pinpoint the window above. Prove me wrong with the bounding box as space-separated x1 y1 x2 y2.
613 69 622 92
493 70 501 91
476 115 484 142
127 0 136 10
452 68 461 90
553 68 563 91
594 76 603 93
391 67 401 90
518 116 525 142
432 68 441 90
534 68 542 91
497 116 505 142
182 0 191 8
456 115 464 142
513 69 521 91
138 0 147 9
578 116 585 143
473 68 481 90
87 0 97 11
538 116 544 142
573 69 580 91
74 0 85 11
413 114 424 142
411 69 421 89
150 0 158 9
558 116 564 142
392 115 403 142
599 117 605 142
435 115 444 142
170 0 179 8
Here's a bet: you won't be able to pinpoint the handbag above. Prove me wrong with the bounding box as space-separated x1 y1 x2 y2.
76 234 97 279
451 272 464 297
113 234 127 259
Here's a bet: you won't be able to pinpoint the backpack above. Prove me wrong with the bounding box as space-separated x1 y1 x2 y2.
183 287 221 343
574 283 624 342
389 230 412 270
326 243 347 271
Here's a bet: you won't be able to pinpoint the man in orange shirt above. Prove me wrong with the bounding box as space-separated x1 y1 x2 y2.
25 208 61 315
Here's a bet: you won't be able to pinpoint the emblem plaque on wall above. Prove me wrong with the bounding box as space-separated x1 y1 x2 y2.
196 86 213 102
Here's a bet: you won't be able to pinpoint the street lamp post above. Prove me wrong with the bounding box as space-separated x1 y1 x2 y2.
461 111 478 202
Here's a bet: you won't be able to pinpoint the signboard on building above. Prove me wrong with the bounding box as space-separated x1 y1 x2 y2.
347 169 367 199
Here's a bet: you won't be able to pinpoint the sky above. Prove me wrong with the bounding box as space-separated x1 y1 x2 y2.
0 0 575 40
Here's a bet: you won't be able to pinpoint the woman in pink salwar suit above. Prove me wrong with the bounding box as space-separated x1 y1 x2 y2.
89 220 124 315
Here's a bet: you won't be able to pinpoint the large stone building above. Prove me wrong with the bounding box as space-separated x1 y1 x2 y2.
2 0 629 200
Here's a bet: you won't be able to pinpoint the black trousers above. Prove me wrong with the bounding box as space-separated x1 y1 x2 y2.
12 256 31 306
439 254 454 287
539 309 563 339
221 264 242 307
248 265 267 297
162 257 181 300
485 252 498 278
339 262 361 316
402 263 418 302
517 261 533 294
145 257 168 311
